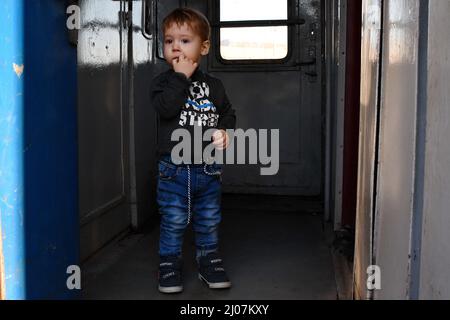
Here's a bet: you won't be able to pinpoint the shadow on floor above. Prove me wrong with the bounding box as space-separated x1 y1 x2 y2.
81 195 338 300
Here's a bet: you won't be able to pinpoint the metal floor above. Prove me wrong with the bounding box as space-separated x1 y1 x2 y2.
81 195 339 300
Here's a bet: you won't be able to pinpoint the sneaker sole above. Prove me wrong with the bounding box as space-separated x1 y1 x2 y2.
158 285 183 294
198 274 232 289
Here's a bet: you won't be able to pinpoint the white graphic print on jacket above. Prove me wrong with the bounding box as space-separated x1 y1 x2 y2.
179 81 219 128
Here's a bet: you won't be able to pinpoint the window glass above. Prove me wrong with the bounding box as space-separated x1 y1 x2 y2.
220 0 288 21
219 0 289 60
220 26 288 60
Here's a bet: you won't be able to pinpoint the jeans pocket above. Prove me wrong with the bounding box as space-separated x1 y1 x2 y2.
158 161 178 181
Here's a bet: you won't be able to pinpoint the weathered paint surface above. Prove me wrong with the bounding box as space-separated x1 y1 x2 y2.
12 63 24 78
419 0 450 300
0 211 5 299
374 0 421 299
354 0 383 300
0 0 78 299
358 0 450 299
0 0 26 299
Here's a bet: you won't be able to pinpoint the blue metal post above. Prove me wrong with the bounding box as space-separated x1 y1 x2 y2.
0 0 79 299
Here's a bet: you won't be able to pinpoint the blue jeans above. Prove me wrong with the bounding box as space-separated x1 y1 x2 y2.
157 155 223 259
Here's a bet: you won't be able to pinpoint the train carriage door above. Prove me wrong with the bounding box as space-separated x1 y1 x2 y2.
209 0 323 197
78 0 132 260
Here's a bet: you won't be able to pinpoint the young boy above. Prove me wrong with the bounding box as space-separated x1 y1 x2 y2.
150 8 236 294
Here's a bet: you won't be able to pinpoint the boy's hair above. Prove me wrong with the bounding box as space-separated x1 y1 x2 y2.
162 8 211 42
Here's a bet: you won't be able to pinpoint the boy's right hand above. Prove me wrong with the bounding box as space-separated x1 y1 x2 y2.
173 54 198 79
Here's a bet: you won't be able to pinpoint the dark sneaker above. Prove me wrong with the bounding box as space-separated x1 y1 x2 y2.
198 252 232 289
158 255 183 294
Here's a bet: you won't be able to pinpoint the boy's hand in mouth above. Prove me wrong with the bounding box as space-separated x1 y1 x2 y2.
173 54 198 79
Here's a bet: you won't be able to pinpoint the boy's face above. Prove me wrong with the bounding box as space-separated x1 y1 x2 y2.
163 22 210 67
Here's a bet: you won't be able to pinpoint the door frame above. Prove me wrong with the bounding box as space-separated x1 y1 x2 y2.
324 0 347 228
353 0 384 300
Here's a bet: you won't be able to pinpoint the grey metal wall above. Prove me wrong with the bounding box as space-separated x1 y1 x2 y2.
78 0 131 260
418 0 450 300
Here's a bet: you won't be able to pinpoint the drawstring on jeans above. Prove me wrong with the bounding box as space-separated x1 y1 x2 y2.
186 161 221 227
187 165 192 225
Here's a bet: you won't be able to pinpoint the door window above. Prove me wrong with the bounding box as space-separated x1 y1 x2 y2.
218 0 289 61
